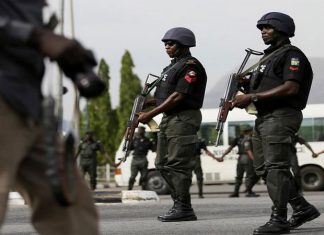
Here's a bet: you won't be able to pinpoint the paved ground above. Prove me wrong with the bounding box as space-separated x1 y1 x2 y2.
2 184 324 235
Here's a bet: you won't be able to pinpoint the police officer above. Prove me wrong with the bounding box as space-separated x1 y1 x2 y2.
219 125 260 197
194 138 219 198
128 126 155 190
232 12 320 234
138 27 207 222
291 133 317 193
0 1 101 234
75 131 112 190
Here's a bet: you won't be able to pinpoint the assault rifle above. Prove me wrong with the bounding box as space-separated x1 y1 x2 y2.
118 73 161 163
215 48 263 146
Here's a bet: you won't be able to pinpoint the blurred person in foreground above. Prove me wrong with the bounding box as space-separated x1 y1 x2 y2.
0 1 105 234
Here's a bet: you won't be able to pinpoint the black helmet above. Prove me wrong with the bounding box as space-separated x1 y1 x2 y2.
257 12 295 37
161 27 196 47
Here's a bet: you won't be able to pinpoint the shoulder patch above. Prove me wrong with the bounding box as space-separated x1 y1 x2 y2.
291 58 300 66
289 57 300 72
184 70 197 83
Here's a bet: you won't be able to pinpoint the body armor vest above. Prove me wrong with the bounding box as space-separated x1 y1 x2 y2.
236 136 247 155
132 136 152 157
154 55 206 112
154 57 190 107
250 45 312 111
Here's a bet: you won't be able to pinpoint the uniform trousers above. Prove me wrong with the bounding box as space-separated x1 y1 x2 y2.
0 97 99 235
253 107 302 208
155 109 201 205
234 156 259 192
129 157 148 189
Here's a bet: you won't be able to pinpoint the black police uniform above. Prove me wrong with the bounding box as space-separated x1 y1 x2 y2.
242 135 260 196
155 51 207 220
0 1 45 122
193 139 208 198
78 140 104 190
228 135 259 197
250 39 318 228
128 135 154 190
0 2 99 233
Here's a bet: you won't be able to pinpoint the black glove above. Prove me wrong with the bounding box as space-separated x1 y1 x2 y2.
74 67 105 98
29 29 105 98
57 44 105 98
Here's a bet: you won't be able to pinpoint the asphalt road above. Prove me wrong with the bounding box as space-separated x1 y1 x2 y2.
2 185 324 235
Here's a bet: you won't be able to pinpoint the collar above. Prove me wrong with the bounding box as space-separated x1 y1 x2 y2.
264 39 291 54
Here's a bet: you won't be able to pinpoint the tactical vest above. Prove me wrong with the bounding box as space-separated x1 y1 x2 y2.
132 136 152 157
236 136 247 155
250 45 313 112
154 55 206 112
80 142 99 160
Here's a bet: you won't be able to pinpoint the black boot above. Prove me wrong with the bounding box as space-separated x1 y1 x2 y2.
229 184 240 197
159 196 197 222
157 192 177 220
288 195 320 229
246 190 260 197
128 179 135 190
253 207 290 234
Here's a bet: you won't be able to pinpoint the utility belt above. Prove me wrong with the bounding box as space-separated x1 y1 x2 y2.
164 108 199 116
256 106 301 117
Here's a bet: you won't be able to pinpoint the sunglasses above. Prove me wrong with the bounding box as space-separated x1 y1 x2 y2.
164 41 176 46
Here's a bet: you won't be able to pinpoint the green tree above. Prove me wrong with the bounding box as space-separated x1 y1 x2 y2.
81 59 118 163
116 50 142 142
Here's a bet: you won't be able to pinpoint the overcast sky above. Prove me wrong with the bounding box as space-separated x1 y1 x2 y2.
47 0 324 120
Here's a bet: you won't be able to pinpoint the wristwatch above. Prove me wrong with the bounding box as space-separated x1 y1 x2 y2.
251 94 258 103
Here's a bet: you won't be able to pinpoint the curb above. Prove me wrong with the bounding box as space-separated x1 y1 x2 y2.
94 190 161 204
8 192 25 205
121 190 160 204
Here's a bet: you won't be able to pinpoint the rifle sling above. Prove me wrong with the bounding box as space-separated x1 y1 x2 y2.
145 57 188 96
240 44 291 77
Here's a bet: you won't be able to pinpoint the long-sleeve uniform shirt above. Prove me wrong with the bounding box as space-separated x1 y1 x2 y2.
0 0 46 121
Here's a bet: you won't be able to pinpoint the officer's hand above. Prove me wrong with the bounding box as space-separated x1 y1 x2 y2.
30 28 96 71
231 94 252 109
29 28 104 98
137 112 153 124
